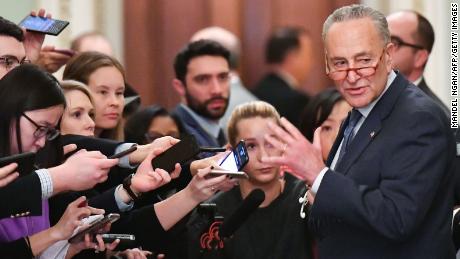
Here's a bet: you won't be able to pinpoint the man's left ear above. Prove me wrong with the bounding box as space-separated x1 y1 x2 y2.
414 49 429 69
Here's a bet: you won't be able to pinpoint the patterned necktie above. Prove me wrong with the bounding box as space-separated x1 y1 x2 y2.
336 109 362 165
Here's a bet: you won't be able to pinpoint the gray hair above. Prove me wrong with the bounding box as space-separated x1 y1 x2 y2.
322 4 390 45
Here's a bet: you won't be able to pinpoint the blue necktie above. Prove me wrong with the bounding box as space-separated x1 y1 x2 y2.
336 109 362 165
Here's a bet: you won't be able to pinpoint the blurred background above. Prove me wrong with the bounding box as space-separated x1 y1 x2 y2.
2 0 456 109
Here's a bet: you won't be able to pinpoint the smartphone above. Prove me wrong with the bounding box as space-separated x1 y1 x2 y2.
68 213 120 244
218 140 249 172
108 145 137 159
0 152 37 177
18 15 69 36
209 169 249 179
151 135 200 172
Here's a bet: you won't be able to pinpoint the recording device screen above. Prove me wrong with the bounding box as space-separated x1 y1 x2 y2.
219 140 249 171
19 15 69 36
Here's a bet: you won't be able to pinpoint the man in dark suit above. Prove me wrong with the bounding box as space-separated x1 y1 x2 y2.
262 4 455 258
172 40 231 149
252 26 311 127
387 10 449 114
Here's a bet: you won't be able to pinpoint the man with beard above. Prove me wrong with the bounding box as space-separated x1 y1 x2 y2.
172 39 231 151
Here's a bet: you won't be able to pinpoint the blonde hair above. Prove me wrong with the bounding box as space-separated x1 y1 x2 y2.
227 101 281 147
60 80 94 105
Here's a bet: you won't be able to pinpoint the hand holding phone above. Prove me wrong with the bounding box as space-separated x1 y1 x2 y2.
0 152 37 177
151 135 200 172
218 140 249 172
19 15 69 36
68 213 120 244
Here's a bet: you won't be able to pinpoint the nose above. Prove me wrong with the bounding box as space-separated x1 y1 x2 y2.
346 69 360 83
257 145 268 161
35 135 46 150
108 93 121 107
210 78 224 96
85 114 96 130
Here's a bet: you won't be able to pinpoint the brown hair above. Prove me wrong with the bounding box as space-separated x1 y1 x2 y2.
60 80 94 105
227 101 281 147
62 52 125 140
63 51 125 84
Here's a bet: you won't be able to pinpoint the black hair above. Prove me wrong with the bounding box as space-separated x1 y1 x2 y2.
124 105 185 144
0 16 24 42
299 88 343 141
0 64 65 157
265 26 307 64
173 39 230 84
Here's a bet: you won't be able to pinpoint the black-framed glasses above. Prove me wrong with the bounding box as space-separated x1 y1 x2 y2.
22 113 60 141
0 56 31 71
326 49 386 81
390 36 424 50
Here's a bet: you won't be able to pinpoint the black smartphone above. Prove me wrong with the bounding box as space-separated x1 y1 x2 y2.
108 145 137 159
68 213 120 244
18 15 69 36
218 140 249 172
151 135 200 173
0 152 37 177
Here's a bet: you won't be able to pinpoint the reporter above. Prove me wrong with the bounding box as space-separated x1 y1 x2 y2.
0 64 116 243
2 196 104 258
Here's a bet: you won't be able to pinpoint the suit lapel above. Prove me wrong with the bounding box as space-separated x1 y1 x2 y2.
334 72 409 174
326 112 349 166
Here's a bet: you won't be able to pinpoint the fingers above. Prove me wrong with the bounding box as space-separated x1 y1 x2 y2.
87 206 105 216
280 117 305 140
170 163 182 179
266 121 294 147
0 172 19 187
63 144 77 155
0 163 18 176
105 237 120 251
260 155 286 167
312 127 322 151
264 134 284 152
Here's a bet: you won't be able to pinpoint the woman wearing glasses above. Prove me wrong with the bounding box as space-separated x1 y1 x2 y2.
0 64 119 258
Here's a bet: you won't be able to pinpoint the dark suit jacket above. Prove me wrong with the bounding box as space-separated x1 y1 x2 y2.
252 73 309 127
0 173 42 220
172 105 226 148
418 78 449 115
310 73 456 258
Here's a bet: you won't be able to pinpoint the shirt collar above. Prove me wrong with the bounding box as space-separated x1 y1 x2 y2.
413 76 423 86
357 70 397 118
180 104 221 139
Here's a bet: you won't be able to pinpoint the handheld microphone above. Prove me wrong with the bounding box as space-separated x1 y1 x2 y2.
219 188 265 238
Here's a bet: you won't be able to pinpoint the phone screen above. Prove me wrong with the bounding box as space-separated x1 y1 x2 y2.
219 141 249 171
21 16 54 31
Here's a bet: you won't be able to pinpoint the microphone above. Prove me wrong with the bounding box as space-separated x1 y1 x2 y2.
219 188 265 238
199 189 265 252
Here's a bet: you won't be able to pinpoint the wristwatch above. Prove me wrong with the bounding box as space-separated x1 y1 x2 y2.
122 174 139 201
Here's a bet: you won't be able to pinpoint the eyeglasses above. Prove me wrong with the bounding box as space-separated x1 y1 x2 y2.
325 49 386 81
22 113 60 141
0 56 31 71
144 132 181 143
390 36 424 50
